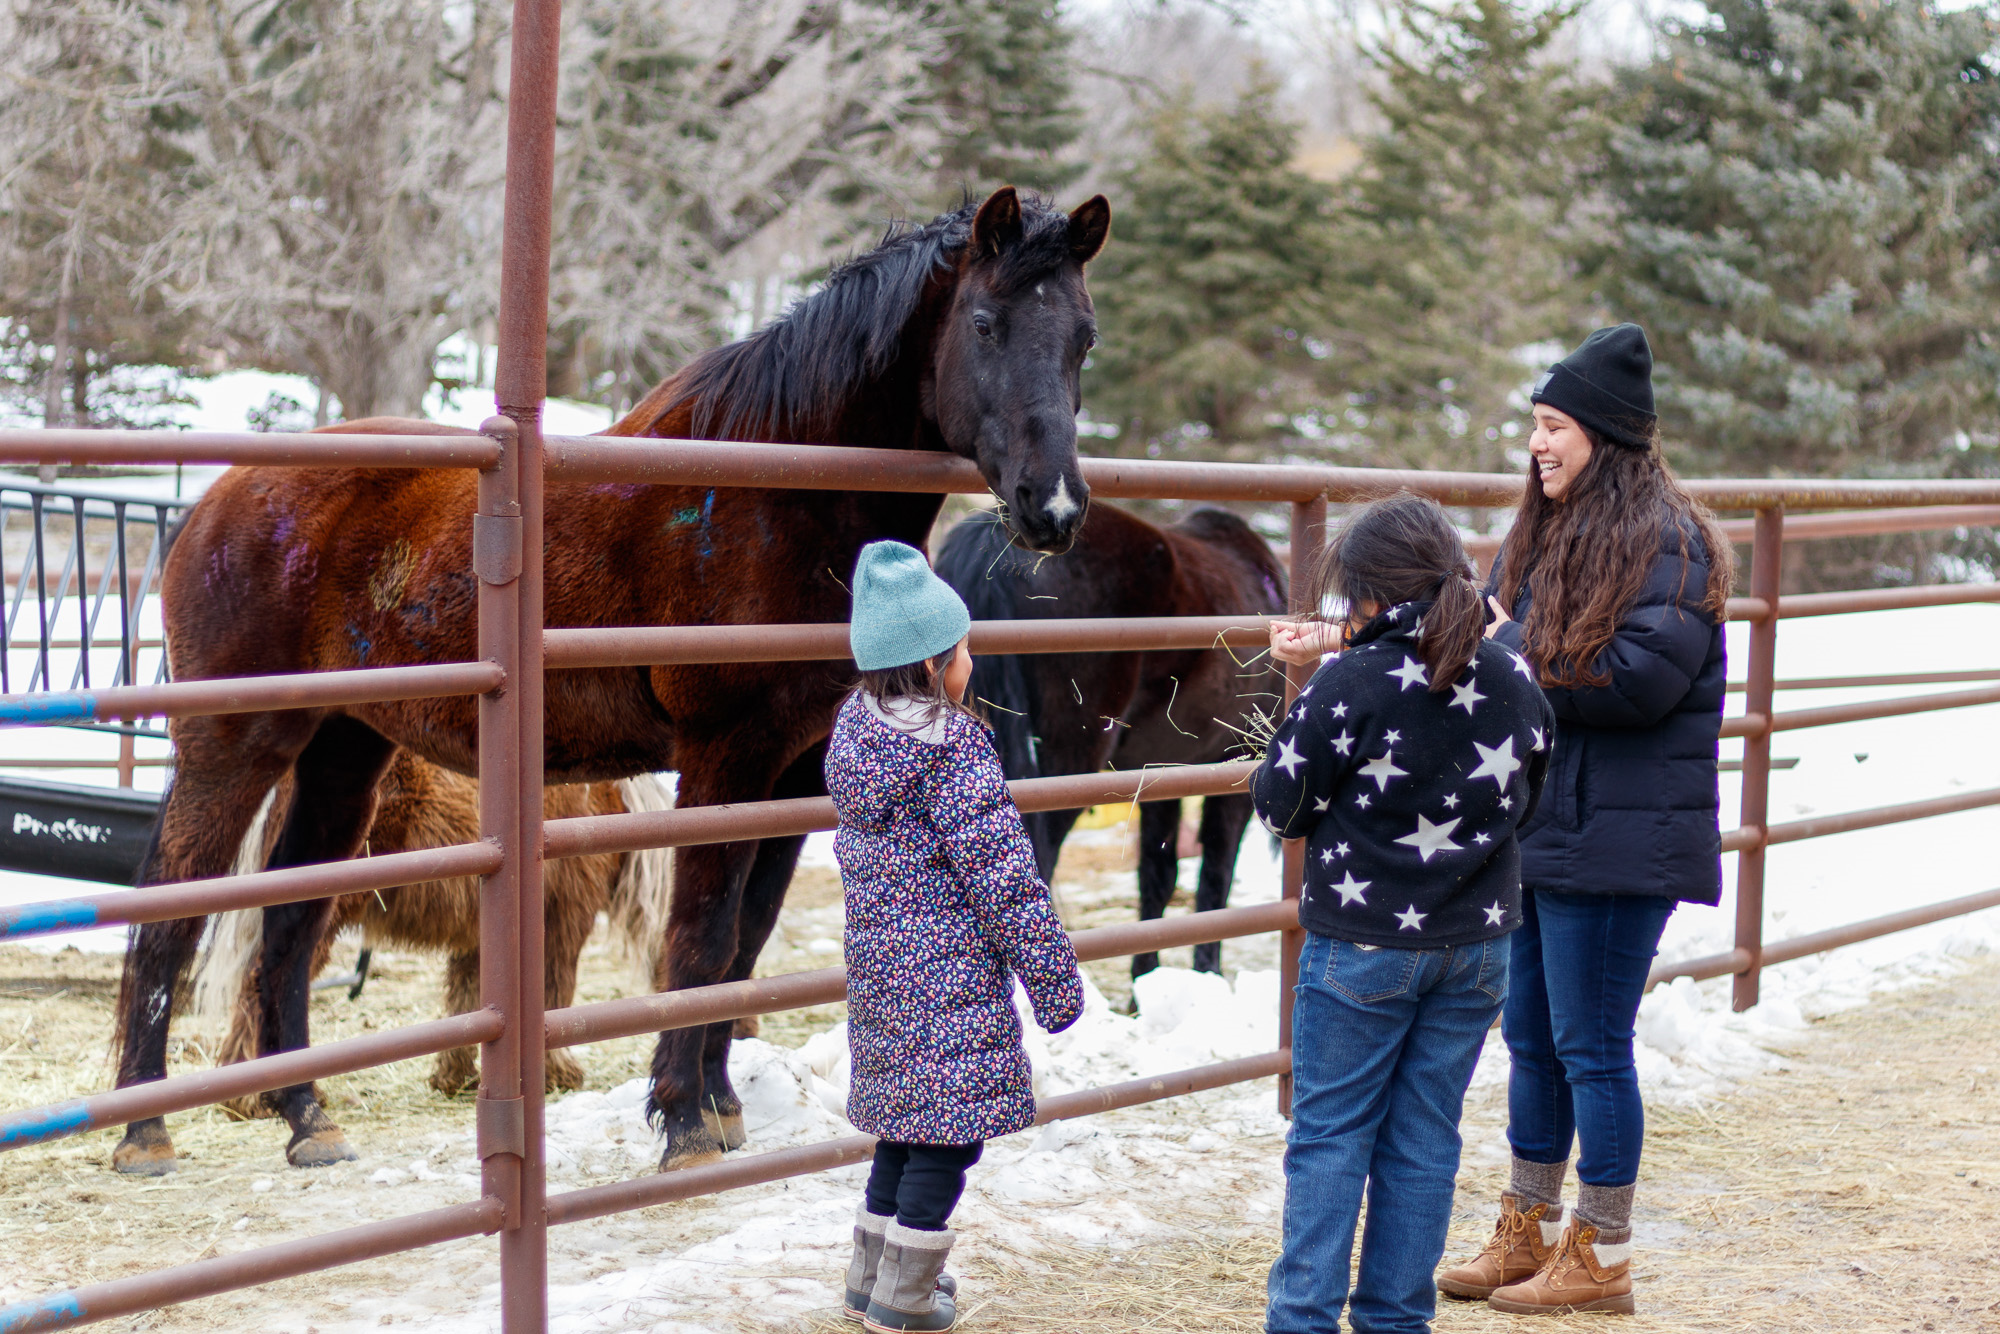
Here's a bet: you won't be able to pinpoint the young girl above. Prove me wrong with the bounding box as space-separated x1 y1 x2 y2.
828 539 1085 1334
1256 494 1555 1334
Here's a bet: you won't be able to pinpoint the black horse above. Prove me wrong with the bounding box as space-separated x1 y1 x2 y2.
937 502 1285 978
112 187 1110 1175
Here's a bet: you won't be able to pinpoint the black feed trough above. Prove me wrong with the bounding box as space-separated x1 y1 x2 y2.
0 776 161 885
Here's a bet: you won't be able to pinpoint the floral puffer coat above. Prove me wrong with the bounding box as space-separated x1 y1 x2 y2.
827 692 1085 1145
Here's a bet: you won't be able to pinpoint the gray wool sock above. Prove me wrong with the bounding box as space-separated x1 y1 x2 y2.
1509 1155 1568 1215
1575 1181 1636 1246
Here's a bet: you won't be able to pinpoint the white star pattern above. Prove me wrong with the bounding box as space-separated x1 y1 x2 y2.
1483 902 1507 927
1320 846 1336 866
1531 726 1546 752
1331 702 1349 718
1331 730 1355 756
1510 652 1536 682
1359 749 1409 792
1356 793 1371 809
1272 737 1306 777
1395 905 1428 932
1385 729 1403 745
1388 656 1429 691
1473 830 1492 845
1500 793 1514 810
1467 736 1523 789
1450 677 1486 715
1333 873 1371 906
1298 685 1312 699
1394 814 1464 862
1442 792 1460 809
1312 796 1330 813
1335 842 1350 857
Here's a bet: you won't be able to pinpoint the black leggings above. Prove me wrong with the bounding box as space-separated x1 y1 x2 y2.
864 1139 984 1232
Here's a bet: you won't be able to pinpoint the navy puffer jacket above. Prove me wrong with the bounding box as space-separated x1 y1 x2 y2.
1486 520 1726 905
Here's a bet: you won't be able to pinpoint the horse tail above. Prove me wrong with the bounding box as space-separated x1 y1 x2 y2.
935 511 1041 782
607 773 678 987
185 786 281 1096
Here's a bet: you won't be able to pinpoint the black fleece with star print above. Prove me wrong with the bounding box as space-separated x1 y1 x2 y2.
1252 601 1556 948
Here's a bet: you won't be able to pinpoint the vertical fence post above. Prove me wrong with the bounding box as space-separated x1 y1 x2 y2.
1734 506 1783 1012
1277 494 1327 1117
476 415 528 1302
492 0 563 1326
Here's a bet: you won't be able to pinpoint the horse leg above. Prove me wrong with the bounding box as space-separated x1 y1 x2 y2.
112 738 303 1175
693 741 823 1150
1192 793 1254 975
430 951 481 1097
1132 798 1182 980
256 716 397 1167
542 860 600 1094
1025 806 1084 884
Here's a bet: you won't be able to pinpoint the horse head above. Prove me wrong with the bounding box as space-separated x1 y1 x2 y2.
931 187 1111 554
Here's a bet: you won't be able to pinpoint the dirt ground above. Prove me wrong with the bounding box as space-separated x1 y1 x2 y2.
1 821 1996 1332
929 955 2000 1334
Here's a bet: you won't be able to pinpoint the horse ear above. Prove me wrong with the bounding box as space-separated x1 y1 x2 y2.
971 186 1023 257
1067 195 1111 264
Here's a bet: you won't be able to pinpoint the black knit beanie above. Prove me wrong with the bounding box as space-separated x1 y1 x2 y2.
1529 324 1657 448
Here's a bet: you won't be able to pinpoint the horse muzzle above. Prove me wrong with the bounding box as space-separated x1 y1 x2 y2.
1004 473 1090 553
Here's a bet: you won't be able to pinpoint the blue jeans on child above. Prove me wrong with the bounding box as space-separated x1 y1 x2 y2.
1503 889 1675 1188
1266 931 1508 1334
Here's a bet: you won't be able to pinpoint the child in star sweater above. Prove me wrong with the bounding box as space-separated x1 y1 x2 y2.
1255 494 1554 1334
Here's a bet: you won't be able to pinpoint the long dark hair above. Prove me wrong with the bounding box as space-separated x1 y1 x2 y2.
853 647 984 728
1495 426 1735 690
1310 493 1484 693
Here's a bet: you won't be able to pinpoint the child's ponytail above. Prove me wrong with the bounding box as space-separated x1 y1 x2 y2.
1311 492 1485 693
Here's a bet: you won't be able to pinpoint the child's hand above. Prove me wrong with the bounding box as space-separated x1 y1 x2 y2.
1270 619 1339 666
1484 596 1513 639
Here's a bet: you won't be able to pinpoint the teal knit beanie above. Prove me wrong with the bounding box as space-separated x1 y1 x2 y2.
849 540 972 671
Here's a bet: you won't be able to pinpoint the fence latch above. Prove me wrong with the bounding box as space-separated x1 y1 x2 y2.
477 1095 525 1160
473 513 523 585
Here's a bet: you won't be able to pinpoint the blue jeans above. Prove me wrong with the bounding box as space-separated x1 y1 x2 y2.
1267 932 1508 1334
1503 889 1674 1188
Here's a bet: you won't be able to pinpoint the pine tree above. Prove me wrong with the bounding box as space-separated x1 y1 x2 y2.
1322 0 1600 471
925 0 1084 198
1083 74 1339 458
1605 0 2000 477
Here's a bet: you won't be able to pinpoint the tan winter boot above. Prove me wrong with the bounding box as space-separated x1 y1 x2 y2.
1437 1195 1557 1300
1487 1220 1634 1315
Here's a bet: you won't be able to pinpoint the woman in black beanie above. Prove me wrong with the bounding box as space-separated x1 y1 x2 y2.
1436 325 1736 1315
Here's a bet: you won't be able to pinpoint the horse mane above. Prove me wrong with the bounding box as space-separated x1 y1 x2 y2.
664 194 1081 442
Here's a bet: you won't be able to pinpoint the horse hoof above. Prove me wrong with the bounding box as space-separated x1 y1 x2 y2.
702 1105 748 1152
658 1127 727 1173
287 1128 360 1168
112 1136 178 1177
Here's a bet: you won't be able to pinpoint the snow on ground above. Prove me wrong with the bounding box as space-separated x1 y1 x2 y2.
0 571 1996 1326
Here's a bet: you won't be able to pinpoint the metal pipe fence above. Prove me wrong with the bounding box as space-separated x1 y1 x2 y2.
0 431 1997 1334
0 0 1992 1319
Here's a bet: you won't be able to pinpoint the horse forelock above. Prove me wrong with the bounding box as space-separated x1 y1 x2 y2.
665 194 1081 443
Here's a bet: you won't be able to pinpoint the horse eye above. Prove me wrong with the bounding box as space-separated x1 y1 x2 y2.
973 312 993 338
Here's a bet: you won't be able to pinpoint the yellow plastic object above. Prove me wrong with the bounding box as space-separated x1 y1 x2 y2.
1073 802 1135 830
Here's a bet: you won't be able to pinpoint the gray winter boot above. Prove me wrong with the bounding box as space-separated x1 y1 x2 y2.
863 1221 958 1333
843 1207 893 1322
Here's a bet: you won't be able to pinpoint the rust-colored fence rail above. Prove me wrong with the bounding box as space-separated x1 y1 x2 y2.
1 433 1997 1333
0 0 1994 1323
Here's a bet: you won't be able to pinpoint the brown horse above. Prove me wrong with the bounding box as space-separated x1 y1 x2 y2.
191 754 673 1110
111 187 1111 1174
937 504 1285 979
